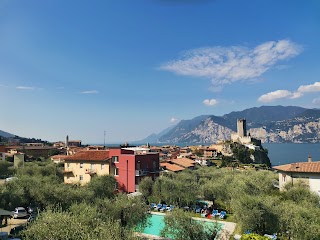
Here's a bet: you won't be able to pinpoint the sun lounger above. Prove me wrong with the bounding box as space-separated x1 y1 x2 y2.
160 204 167 212
150 203 156 209
219 211 226 219
166 205 174 211
212 210 219 217
154 203 162 211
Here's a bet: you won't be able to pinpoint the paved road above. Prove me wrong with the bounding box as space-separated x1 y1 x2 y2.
0 218 27 235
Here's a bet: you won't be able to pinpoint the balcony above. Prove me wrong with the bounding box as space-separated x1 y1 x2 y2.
85 169 97 175
149 168 160 173
135 169 147 176
63 168 73 174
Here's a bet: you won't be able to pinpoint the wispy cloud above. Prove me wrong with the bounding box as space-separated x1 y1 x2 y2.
16 86 36 90
170 117 178 123
258 81 320 102
80 90 99 94
203 99 218 106
160 40 302 86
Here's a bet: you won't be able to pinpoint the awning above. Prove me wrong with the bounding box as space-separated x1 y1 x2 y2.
0 209 13 216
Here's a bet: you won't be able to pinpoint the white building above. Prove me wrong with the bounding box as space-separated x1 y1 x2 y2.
273 158 320 196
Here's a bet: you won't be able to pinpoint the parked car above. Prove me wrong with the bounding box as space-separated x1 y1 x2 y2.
12 207 28 219
5 177 18 183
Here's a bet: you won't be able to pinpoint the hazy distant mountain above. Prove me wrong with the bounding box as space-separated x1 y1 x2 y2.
0 130 14 138
136 124 177 144
143 106 320 144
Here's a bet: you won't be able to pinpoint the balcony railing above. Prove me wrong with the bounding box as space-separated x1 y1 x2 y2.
149 168 160 173
135 169 147 176
63 168 73 174
85 169 97 175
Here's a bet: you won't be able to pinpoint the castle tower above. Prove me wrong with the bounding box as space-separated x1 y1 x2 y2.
237 119 247 137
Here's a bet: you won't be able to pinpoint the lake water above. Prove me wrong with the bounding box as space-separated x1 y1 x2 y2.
263 143 320 166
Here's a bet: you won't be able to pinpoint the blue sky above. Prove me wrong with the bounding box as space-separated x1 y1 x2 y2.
1 0 320 143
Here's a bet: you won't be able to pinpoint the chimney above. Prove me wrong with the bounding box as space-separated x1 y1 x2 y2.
308 155 312 162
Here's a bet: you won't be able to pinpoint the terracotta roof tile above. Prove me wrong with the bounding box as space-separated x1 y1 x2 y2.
273 161 320 173
65 150 110 161
170 158 195 168
51 154 67 159
160 162 185 172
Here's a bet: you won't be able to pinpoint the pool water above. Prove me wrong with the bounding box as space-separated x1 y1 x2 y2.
143 214 166 236
141 214 223 238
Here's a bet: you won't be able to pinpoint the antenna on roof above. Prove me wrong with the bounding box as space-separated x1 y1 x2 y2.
104 131 106 149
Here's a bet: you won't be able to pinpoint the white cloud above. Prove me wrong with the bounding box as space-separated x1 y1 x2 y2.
203 99 218 106
258 90 293 102
312 98 320 105
170 117 178 123
296 82 320 94
80 90 99 94
258 81 320 102
16 86 35 90
160 40 302 85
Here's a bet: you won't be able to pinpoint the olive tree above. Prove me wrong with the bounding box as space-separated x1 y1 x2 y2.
22 207 137 240
86 175 117 199
138 176 153 199
160 208 220 240
95 193 149 231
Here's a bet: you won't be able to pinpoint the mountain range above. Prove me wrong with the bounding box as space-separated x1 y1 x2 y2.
140 106 320 144
0 130 14 138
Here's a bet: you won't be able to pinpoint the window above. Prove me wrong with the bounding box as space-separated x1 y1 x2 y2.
282 174 286 183
79 175 83 181
80 163 83 168
91 164 94 170
114 168 119 176
153 160 156 169
67 163 70 168
112 156 119 163
101 164 104 170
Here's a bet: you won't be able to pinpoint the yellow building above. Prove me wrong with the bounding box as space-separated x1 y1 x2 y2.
64 150 111 185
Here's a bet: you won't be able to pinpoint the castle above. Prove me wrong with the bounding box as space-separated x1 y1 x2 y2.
231 119 261 147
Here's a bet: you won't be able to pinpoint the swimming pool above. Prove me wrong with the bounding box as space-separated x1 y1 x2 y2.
141 213 224 238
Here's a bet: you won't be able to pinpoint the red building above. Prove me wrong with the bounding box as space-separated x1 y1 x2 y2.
109 147 160 193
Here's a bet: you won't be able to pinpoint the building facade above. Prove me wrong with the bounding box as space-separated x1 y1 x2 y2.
273 160 320 196
110 147 159 193
0 145 5 161
64 147 160 192
64 150 111 185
